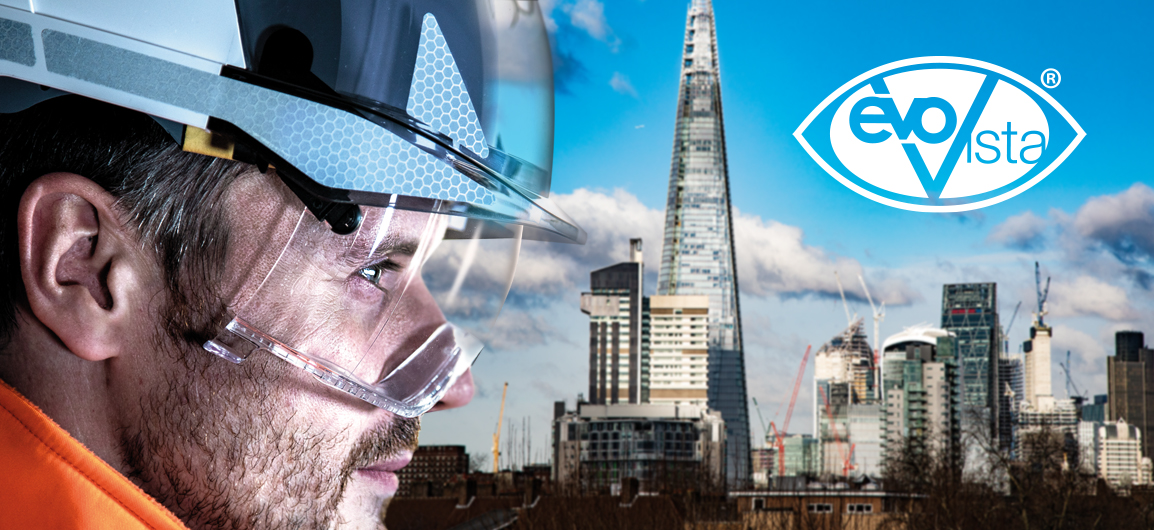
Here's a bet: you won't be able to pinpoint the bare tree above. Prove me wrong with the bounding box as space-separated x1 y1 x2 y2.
882 421 1154 529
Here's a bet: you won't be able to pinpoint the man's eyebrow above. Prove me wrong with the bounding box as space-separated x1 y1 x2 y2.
350 238 421 266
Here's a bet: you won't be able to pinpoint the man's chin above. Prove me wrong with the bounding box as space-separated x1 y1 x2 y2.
332 474 396 530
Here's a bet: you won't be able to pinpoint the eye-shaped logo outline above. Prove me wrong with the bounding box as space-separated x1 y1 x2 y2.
794 57 1086 212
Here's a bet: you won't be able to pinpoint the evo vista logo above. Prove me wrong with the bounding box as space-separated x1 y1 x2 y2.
794 57 1085 212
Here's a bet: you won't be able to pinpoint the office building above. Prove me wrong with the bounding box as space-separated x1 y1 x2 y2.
847 403 884 477
941 283 1001 447
1077 420 1101 474
552 402 726 493
880 327 961 466
580 239 645 404
997 355 1024 455
780 434 819 478
1016 398 1079 463
1107 330 1154 462
1098 418 1152 489
814 319 876 403
813 320 879 476
1082 395 1108 423
1116 331 1145 362
1022 316 1055 412
647 295 710 406
657 0 750 483
751 447 774 488
396 445 470 497
816 379 851 476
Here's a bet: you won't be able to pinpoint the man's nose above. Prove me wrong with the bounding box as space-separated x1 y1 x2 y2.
429 368 474 412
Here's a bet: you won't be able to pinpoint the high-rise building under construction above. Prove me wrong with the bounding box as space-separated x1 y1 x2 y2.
657 0 750 484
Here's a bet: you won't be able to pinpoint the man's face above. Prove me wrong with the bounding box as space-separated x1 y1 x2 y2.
116 172 469 530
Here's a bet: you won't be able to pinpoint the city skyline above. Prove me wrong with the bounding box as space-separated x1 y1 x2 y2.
419 0 1154 464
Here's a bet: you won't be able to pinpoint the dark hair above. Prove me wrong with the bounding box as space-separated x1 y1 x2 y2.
0 96 253 346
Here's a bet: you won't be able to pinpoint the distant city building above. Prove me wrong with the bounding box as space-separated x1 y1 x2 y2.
1016 398 1079 464
813 319 876 403
816 380 851 476
647 295 711 406
941 283 1001 448
1098 418 1152 489
779 434 819 479
580 239 645 404
1022 317 1055 412
847 403 884 477
1077 420 1101 474
1107 330 1154 460
396 445 469 497
813 320 879 477
656 0 750 484
552 402 726 493
1082 394 1109 423
997 355 1024 455
1116 331 1146 362
880 327 961 467
751 447 774 488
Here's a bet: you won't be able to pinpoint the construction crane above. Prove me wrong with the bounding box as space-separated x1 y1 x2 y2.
834 271 854 327
1003 301 1022 355
819 385 855 479
767 345 812 477
1035 262 1050 327
858 275 885 397
752 397 770 448
1060 351 1086 399
492 382 508 473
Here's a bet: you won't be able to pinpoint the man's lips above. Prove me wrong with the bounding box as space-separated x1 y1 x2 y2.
358 451 413 473
355 452 412 496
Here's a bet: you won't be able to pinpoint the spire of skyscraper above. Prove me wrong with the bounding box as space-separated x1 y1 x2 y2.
657 0 750 485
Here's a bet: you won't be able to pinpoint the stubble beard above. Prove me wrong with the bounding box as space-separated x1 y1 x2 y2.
117 313 420 530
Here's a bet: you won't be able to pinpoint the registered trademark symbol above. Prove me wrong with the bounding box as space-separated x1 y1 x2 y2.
1041 68 1061 89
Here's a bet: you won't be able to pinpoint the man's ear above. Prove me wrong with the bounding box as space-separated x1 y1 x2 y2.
18 172 141 362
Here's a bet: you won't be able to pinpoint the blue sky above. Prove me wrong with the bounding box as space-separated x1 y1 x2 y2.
421 0 1154 465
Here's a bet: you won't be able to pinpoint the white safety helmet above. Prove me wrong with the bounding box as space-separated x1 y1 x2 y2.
0 0 583 416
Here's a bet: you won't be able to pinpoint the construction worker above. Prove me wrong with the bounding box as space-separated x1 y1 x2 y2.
0 1 582 529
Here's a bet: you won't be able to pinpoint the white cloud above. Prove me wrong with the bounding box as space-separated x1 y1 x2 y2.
1046 275 1138 321
1072 183 1154 265
506 189 921 306
733 211 920 305
987 211 1047 250
513 188 664 297
609 72 638 97
560 0 622 51
477 309 574 352
563 0 610 40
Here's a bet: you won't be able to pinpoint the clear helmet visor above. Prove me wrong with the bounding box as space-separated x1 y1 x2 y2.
229 0 573 242
205 195 520 417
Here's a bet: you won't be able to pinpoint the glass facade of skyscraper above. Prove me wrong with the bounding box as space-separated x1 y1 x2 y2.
941 284 1000 409
657 0 750 484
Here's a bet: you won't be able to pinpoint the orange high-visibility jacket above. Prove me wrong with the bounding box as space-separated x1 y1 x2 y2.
0 381 187 529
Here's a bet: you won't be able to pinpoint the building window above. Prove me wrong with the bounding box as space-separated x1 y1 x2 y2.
753 499 765 511
808 504 833 514
847 504 874 514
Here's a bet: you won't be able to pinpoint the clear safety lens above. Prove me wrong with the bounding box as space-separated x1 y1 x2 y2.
203 198 520 416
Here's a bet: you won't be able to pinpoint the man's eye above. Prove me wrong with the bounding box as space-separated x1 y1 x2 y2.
357 259 404 288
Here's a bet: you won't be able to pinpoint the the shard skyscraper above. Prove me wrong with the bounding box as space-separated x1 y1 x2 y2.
657 0 750 485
